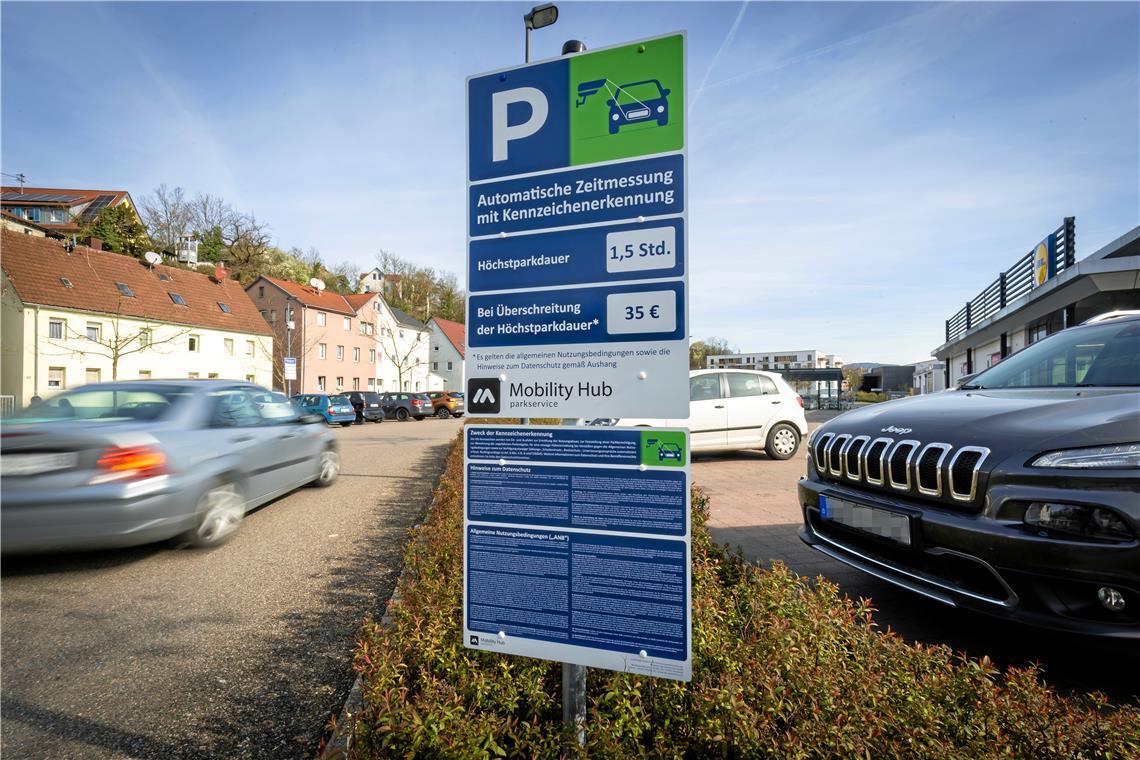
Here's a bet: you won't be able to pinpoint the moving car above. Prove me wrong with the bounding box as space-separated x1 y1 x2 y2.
798 313 1140 638
380 392 432 421
608 79 671 133
587 369 808 460
427 391 465 419
339 391 385 423
292 393 357 426
1 380 339 553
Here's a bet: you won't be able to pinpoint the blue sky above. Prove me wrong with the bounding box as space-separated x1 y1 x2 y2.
3 1 1137 363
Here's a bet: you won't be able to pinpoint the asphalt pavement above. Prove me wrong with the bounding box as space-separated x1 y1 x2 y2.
1 416 462 759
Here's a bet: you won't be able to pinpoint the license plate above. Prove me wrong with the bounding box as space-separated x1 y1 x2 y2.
369 403 379 408
627 108 650 119
1 452 79 477
819 495 911 546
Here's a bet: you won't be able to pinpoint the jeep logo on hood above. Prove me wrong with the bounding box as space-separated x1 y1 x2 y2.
881 425 913 435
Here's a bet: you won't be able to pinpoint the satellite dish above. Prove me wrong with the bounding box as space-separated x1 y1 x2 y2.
144 251 162 267
309 277 326 292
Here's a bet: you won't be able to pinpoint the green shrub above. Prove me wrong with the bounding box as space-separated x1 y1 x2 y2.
855 391 891 403
349 438 1140 758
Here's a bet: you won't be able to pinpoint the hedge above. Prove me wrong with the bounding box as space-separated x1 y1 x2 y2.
347 436 1140 758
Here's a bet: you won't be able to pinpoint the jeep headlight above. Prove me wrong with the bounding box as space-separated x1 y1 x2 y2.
1030 443 1140 469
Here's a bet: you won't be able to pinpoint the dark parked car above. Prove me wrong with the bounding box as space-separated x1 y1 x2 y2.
380 392 432 421
339 391 385 423
1 381 338 553
799 313 1140 638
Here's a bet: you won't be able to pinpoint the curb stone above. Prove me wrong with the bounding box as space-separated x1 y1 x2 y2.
319 521 425 759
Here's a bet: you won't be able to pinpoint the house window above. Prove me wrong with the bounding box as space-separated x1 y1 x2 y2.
25 207 41 222
245 375 255 382
258 286 265 298
336 345 344 361
60 277 73 288
432 362 438 371
353 347 360 363
318 343 327 359
188 372 200 379
260 309 268 319
343 316 351 330
139 329 150 348
317 375 326 391
48 319 64 339
335 376 344 390
218 302 231 313
434 345 439 351
86 322 101 342
367 378 375 389
139 370 151 379
47 367 65 388
115 282 134 298
224 338 234 355
169 292 187 306
188 335 200 352
246 340 255 356
352 377 359 390
447 361 453 371
316 311 326 326
269 309 277 323
399 330 405 339
208 373 219 379
158 273 172 282
369 349 375 363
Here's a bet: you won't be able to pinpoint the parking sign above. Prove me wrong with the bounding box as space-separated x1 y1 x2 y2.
465 32 689 419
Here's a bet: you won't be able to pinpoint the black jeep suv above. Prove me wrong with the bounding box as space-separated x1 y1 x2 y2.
799 313 1139 638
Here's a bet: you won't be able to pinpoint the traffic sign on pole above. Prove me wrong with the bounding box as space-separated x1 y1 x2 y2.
465 32 689 420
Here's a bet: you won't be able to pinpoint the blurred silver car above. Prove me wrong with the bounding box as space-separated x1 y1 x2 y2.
1 380 340 553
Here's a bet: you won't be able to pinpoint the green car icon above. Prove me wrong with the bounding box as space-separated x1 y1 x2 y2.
657 442 683 462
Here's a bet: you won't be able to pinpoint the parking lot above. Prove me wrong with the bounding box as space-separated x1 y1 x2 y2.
696 411 1139 702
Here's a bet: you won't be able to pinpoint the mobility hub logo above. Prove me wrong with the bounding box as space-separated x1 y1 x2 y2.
468 378 501 413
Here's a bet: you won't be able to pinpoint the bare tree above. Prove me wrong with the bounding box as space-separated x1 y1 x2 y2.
379 325 428 392
138 184 192 251
190 192 235 234
222 212 273 284
42 310 190 381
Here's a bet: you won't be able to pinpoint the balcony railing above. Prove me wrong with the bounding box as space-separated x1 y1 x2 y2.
945 217 1075 343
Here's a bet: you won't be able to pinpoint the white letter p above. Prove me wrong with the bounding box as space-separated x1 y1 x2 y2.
492 87 548 162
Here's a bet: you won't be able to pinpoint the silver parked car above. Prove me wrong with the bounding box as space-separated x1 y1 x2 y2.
1 380 340 553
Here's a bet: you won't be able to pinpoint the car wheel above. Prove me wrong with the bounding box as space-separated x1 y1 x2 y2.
414 415 425 421
436 407 450 419
396 408 409 422
765 423 800 460
184 481 244 548
312 448 340 488
339 421 352 427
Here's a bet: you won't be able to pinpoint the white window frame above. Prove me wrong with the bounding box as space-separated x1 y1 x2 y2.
48 319 65 340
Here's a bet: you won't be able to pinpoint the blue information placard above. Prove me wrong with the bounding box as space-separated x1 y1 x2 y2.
469 218 685 294
466 527 688 661
464 425 691 680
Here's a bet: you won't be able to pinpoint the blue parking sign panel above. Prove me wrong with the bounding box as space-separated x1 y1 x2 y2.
465 32 689 421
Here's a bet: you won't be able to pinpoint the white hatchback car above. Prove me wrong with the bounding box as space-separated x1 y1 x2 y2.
590 369 809 459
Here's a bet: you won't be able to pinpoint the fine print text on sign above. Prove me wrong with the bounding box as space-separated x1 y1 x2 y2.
463 425 692 681
466 32 689 419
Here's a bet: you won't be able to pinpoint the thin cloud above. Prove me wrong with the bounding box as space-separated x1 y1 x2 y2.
689 0 748 111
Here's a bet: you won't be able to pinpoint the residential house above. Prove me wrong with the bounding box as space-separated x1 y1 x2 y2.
2 210 53 237
246 276 382 395
0 186 142 237
0 229 273 408
427 316 464 391
375 300 437 392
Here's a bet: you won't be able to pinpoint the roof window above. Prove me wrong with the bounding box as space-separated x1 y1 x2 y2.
158 273 172 282
60 277 73 288
115 282 134 298
217 302 231 313
169 292 187 306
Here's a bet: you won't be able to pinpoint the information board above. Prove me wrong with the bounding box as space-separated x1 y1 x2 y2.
465 33 689 419
463 424 692 681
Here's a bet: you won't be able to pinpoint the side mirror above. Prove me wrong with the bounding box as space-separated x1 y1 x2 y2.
956 373 978 388
661 89 671 97
606 99 615 107
298 413 324 425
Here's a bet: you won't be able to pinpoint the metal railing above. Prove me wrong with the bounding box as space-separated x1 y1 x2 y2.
945 217 1075 343
0 395 15 418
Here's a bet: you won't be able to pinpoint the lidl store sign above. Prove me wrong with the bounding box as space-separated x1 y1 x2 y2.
465 33 688 419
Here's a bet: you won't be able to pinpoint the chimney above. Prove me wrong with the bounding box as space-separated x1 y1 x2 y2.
89 237 103 251
214 263 229 282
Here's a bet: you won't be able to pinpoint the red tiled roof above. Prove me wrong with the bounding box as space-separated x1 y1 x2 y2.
1 229 272 336
430 316 465 358
0 187 130 207
344 292 377 311
255 276 359 316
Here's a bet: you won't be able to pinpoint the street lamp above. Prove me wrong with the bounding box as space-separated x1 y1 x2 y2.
523 3 558 62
